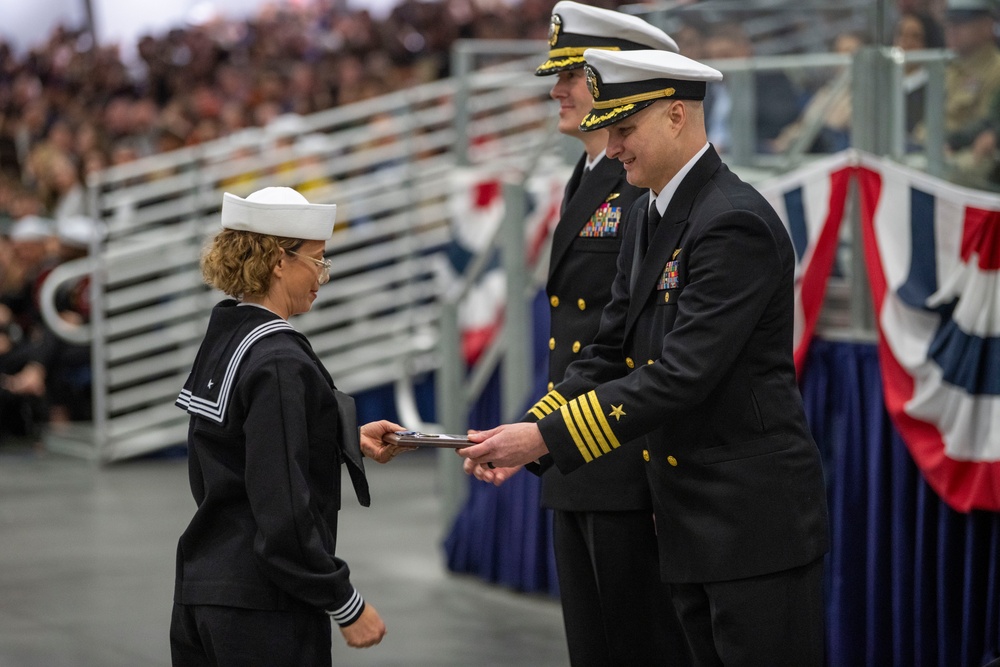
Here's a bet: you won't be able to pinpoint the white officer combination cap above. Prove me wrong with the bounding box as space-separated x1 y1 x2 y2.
536 1 678 76
220 187 337 240
56 215 103 248
9 215 53 242
580 49 723 131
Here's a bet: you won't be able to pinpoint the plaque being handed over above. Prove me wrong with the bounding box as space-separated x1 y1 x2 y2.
382 430 475 448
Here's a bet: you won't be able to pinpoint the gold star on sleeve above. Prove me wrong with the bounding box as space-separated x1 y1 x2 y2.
609 404 626 421
556 390 622 463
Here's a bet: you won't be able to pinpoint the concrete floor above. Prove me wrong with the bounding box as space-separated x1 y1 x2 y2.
0 444 570 667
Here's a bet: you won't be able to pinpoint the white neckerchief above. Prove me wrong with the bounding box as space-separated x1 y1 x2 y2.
651 142 711 217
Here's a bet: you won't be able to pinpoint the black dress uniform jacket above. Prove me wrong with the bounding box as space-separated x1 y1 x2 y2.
529 147 830 583
540 153 647 512
174 300 368 623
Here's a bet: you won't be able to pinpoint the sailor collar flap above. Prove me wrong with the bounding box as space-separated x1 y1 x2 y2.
176 302 297 424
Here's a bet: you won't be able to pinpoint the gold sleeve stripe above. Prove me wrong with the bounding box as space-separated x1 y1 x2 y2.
561 405 594 463
576 394 612 455
528 390 567 419
541 392 566 412
568 401 603 460
586 390 622 450
528 400 550 419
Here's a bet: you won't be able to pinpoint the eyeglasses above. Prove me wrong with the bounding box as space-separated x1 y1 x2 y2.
288 250 332 285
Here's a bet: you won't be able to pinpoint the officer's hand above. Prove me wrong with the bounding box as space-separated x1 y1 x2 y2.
462 457 522 486
458 422 548 470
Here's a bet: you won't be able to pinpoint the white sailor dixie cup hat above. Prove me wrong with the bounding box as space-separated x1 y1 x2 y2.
580 49 723 131
220 187 336 240
536 1 678 76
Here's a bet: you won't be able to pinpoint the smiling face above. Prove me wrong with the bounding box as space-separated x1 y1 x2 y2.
605 101 688 192
272 239 327 318
550 69 594 138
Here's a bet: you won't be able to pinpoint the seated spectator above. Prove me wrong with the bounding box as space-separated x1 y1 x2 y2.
943 0 1000 150
769 31 868 155
47 151 86 221
943 0 1000 188
703 23 804 154
0 214 99 439
40 215 99 424
0 216 56 444
672 19 709 60
0 303 46 445
896 10 946 148
1 215 56 339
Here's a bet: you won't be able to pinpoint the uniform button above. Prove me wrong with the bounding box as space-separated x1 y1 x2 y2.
667 456 678 467
572 341 581 353
547 382 554 391
549 338 555 350
577 298 586 310
642 450 650 462
647 359 654 365
550 295 559 307
664 292 670 303
625 357 634 368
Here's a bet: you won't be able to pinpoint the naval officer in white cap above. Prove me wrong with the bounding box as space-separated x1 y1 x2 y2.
170 187 409 666
461 50 830 666
476 3 689 665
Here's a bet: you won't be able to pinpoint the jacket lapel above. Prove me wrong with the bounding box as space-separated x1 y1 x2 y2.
624 147 722 337
549 156 626 279
559 153 585 217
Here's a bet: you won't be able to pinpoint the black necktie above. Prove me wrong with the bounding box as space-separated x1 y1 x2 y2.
636 200 660 266
647 200 662 250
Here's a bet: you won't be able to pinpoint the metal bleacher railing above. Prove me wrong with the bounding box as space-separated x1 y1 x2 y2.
48 43 555 462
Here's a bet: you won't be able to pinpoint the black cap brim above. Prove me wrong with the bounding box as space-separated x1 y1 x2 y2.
580 99 656 131
535 55 586 76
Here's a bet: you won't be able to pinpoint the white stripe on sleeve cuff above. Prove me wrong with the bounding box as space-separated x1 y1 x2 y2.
326 588 365 626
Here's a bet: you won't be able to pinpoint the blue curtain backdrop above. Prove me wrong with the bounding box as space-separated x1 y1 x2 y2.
443 319 1000 666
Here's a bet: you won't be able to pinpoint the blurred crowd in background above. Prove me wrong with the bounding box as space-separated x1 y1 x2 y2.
2 0 1000 443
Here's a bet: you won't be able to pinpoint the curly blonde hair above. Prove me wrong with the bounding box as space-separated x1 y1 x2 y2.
201 229 303 298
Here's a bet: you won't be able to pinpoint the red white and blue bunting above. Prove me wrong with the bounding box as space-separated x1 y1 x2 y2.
449 151 1000 512
759 152 854 376
857 154 1000 513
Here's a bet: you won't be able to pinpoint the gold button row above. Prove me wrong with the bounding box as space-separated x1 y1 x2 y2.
642 450 679 467
549 295 587 311
550 338 583 353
